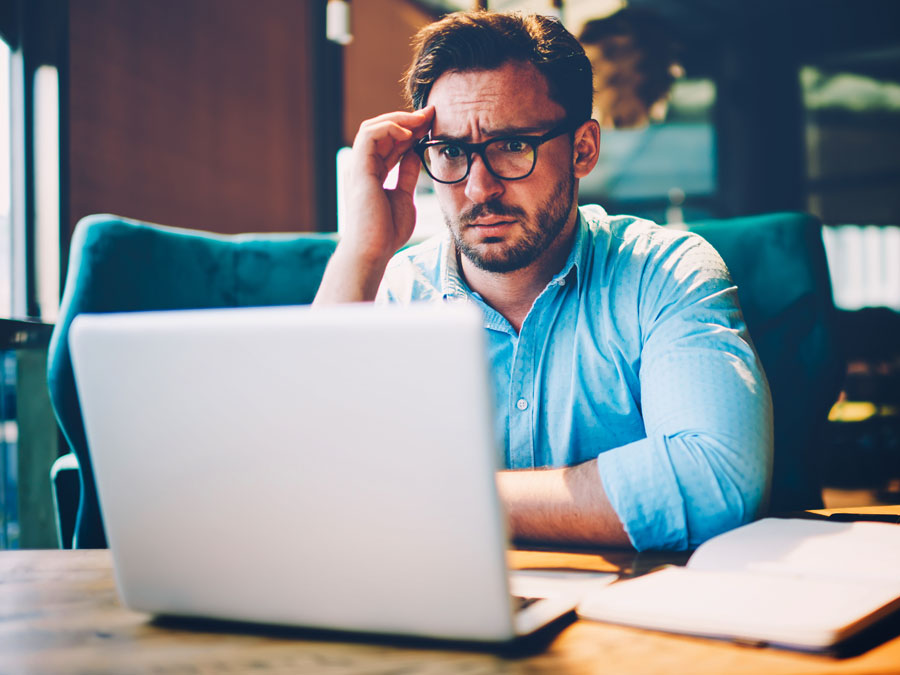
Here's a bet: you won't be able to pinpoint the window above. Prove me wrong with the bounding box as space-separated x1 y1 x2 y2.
0 27 60 549
34 65 59 322
801 62 900 312
0 38 11 318
0 35 15 548
802 65 900 226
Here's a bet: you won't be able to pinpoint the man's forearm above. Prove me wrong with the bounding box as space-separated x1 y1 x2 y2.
313 244 391 305
496 459 632 548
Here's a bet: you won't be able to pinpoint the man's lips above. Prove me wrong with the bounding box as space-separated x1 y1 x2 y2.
467 217 516 228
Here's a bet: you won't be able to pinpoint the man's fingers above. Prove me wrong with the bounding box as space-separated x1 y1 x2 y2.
349 106 434 187
353 115 429 183
355 108 435 154
370 123 413 157
394 150 422 197
348 123 407 179
359 106 434 136
357 119 409 146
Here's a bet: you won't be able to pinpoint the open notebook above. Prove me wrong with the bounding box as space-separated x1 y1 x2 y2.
578 517 900 651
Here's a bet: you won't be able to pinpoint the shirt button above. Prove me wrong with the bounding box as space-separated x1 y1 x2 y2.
516 398 528 411
558 278 566 286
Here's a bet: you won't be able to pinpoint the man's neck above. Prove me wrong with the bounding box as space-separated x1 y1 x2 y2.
458 210 579 334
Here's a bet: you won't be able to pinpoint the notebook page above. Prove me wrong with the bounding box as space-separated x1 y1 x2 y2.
687 518 900 583
578 566 900 649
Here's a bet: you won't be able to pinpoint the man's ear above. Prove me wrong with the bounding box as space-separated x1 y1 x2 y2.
572 119 601 178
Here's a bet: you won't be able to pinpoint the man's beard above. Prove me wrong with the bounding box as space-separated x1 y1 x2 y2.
444 169 576 274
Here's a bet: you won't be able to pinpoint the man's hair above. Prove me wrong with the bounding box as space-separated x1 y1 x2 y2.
403 11 593 124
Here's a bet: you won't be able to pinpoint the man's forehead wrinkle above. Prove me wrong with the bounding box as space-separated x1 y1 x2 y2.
431 98 505 140
431 121 557 142
434 91 503 119
428 61 565 141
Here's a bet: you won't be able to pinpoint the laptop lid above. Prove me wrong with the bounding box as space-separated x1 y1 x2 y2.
69 302 535 642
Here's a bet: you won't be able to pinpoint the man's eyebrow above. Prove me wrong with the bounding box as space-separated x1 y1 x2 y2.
429 122 560 142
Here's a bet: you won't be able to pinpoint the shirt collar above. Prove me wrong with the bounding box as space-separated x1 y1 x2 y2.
440 232 468 300
554 208 589 289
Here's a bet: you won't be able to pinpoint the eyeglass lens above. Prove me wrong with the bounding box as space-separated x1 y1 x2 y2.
421 139 536 183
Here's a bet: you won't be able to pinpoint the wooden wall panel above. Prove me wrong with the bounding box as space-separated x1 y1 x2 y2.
342 0 435 145
68 0 324 234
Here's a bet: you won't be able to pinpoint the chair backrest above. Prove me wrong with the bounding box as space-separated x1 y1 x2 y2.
48 215 338 548
685 212 844 513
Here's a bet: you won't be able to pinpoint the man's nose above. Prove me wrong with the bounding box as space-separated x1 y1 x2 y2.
464 153 505 203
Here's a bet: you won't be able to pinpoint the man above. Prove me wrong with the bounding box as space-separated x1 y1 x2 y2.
314 11 772 551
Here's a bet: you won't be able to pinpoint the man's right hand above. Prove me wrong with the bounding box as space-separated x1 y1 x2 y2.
314 107 435 305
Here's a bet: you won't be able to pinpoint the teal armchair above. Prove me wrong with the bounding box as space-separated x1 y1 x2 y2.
48 215 338 548
48 211 841 548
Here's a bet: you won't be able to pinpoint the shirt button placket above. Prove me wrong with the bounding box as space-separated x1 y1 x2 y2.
509 321 537 468
509 387 533 468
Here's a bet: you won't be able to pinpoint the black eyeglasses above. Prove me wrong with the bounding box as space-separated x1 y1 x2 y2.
414 120 574 184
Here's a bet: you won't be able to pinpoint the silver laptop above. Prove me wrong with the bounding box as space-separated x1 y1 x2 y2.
68 302 585 643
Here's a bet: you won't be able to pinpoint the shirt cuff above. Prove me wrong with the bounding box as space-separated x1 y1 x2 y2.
596 437 689 551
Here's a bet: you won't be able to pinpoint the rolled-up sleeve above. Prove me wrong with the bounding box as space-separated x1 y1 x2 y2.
595 235 773 551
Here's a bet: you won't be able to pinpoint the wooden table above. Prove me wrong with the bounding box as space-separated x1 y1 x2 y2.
3 508 900 675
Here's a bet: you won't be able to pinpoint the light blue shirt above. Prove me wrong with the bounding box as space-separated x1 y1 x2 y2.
377 205 773 551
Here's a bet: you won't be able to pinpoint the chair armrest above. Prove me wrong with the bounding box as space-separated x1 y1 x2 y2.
50 453 80 549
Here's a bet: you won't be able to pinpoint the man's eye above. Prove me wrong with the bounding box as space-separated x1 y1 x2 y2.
439 144 464 159
498 140 528 154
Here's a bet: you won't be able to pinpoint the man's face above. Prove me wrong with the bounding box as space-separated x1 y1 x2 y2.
425 61 578 274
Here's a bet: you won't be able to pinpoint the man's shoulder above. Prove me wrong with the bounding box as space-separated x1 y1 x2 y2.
580 205 710 265
581 205 691 245
579 206 731 310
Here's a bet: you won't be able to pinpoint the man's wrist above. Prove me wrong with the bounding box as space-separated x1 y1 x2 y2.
334 238 396 271
313 242 393 305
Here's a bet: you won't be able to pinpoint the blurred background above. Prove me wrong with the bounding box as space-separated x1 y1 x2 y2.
0 0 898 546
